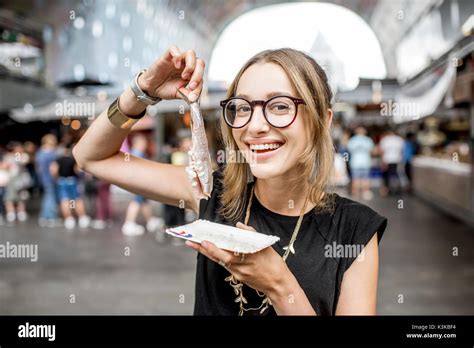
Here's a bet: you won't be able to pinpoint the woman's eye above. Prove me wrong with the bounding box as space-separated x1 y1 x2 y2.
237 106 251 113
269 103 290 111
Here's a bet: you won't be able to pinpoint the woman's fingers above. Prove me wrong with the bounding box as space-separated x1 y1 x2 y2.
187 58 204 90
185 240 235 266
188 80 203 102
236 222 257 232
163 45 182 69
163 45 178 60
155 46 204 101
165 47 197 78
171 46 183 70
177 79 202 103
201 241 234 265
181 50 196 80
185 240 218 263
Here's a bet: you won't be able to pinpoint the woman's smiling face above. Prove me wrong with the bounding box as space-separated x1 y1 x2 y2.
232 62 309 179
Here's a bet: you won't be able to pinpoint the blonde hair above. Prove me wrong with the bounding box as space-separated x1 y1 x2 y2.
218 48 334 223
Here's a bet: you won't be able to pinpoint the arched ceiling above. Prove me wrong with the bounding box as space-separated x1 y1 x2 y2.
165 0 439 77
2 0 438 78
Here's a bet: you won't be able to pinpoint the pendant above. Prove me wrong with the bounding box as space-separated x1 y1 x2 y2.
283 242 296 255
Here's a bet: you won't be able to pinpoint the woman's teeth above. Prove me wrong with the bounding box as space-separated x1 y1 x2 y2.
249 143 282 151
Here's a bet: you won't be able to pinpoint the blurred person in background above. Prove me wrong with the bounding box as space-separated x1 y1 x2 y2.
122 134 163 236
175 136 197 223
379 129 404 196
24 141 40 198
36 134 59 227
57 132 74 154
90 177 112 230
82 172 98 218
0 147 10 225
347 127 374 200
338 129 352 186
161 136 191 244
3 142 32 223
403 132 418 192
50 143 90 229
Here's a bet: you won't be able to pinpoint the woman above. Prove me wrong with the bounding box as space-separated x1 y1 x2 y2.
121 134 164 236
4 142 31 223
73 46 387 315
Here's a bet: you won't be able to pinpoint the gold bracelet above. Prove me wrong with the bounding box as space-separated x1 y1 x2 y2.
107 97 146 129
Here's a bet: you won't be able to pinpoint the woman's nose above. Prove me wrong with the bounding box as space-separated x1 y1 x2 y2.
247 105 270 134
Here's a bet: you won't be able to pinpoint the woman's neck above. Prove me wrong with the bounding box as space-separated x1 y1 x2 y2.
254 174 314 217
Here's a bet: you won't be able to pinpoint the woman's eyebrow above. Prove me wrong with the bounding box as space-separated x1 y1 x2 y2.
235 91 293 99
266 91 292 98
235 93 250 99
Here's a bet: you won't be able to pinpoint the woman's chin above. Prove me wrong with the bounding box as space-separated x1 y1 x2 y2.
249 162 287 180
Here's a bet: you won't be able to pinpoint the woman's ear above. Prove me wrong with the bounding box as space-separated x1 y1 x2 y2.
327 109 333 128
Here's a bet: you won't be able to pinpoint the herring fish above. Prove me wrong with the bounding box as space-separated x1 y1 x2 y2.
177 89 213 199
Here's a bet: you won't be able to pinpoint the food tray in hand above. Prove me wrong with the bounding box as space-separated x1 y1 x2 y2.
165 219 279 254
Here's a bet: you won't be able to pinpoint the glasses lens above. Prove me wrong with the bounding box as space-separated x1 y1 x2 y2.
225 98 251 128
265 96 297 127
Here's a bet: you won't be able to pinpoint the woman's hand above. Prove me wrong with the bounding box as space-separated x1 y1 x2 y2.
138 45 205 103
186 222 317 314
185 222 291 296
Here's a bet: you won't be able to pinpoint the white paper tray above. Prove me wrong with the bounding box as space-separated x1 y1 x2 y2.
165 219 279 253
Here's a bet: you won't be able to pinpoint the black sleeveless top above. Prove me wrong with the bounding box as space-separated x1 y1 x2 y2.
193 169 387 316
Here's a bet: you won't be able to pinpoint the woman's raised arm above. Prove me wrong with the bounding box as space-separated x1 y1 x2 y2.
72 46 205 213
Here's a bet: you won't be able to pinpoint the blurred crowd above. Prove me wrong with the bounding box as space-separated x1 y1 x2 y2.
333 124 418 201
0 134 99 229
0 132 196 239
0 125 417 232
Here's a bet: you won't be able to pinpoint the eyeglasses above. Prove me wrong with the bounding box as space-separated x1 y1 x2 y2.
220 95 306 129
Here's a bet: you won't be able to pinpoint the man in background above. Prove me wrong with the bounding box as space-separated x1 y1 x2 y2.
347 127 374 200
379 129 404 196
35 134 59 227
